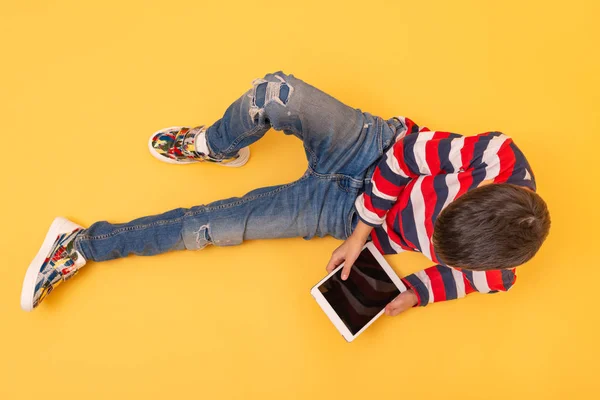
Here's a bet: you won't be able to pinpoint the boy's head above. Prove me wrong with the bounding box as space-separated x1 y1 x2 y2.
433 184 550 271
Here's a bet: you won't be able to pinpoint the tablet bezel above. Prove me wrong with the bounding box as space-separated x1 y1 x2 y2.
310 242 407 342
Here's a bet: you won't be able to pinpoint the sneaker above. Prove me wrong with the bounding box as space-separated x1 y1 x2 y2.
21 217 87 311
148 125 250 167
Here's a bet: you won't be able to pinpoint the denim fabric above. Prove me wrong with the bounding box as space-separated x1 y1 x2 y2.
75 72 403 262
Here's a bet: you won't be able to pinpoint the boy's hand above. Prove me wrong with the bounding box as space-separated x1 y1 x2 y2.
325 235 365 280
326 220 374 280
385 290 418 316
325 221 373 281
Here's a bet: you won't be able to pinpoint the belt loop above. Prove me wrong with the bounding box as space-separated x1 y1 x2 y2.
362 162 377 191
386 117 405 143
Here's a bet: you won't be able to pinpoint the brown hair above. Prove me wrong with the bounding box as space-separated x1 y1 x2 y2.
433 184 550 271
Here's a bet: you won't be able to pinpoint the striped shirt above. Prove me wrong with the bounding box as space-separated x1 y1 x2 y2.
355 117 536 306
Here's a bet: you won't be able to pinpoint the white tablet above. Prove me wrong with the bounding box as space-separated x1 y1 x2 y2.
311 242 407 342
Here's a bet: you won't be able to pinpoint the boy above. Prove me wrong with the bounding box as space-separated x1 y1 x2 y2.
21 72 551 316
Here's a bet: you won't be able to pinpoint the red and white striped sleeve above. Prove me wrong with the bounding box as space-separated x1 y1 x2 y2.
401 265 517 306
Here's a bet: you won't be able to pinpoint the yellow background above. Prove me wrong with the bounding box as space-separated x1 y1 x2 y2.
1 1 598 399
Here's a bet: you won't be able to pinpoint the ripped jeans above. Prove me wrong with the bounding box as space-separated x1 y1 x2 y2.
74 72 405 262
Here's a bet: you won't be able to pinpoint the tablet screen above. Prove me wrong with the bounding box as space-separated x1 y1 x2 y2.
317 248 401 335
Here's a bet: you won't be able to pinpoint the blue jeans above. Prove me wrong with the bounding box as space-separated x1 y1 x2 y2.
75 72 405 262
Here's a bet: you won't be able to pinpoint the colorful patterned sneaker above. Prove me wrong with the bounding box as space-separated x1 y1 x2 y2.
20 217 87 311
148 125 250 167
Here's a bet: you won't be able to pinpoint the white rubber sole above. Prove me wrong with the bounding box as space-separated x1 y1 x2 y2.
20 217 83 312
148 126 250 167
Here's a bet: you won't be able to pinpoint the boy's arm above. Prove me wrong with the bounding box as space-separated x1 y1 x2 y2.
398 265 517 307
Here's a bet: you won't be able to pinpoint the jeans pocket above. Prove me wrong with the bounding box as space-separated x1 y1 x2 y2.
336 176 362 193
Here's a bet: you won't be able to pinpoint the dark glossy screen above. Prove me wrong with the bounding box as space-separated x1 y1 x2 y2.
318 249 400 335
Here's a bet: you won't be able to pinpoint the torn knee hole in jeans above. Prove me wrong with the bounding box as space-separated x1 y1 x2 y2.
192 224 212 249
248 76 293 121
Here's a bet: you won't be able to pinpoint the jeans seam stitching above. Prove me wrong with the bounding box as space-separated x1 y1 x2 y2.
222 124 264 155
307 167 360 193
79 217 185 241
336 180 355 193
309 167 363 186
345 206 357 238
304 145 317 169
187 174 311 216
